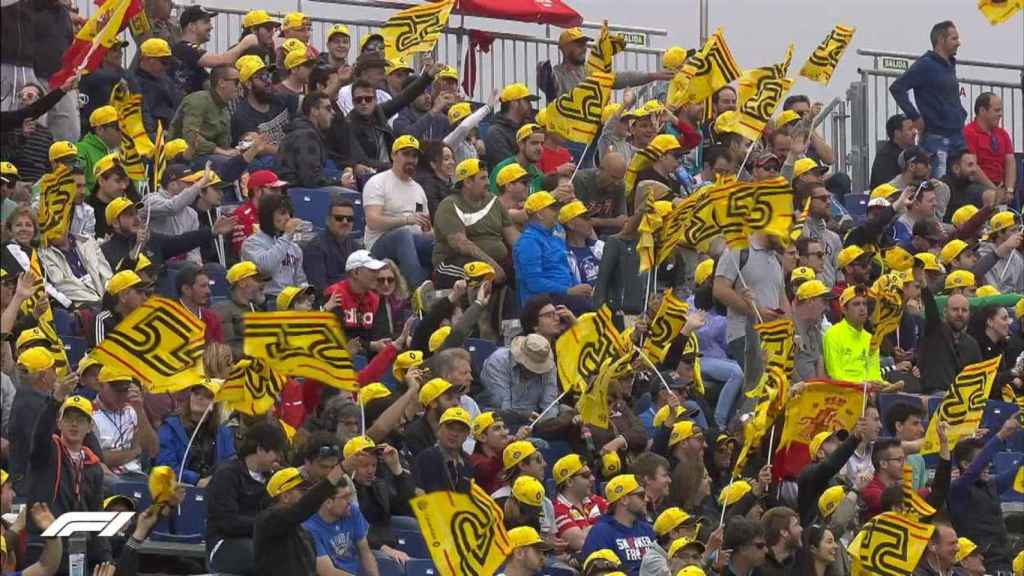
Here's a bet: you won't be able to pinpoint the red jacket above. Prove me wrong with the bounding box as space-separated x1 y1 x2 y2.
325 279 380 336
199 307 224 344
674 118 701 151
231 200 258 255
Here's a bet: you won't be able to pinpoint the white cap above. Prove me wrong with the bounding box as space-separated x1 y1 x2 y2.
868 197 890 208
346 249 387 272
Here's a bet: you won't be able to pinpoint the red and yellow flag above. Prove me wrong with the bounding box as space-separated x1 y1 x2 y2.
50 0 143 88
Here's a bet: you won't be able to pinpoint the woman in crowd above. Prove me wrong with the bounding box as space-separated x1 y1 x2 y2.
414 140 455 218
241 194 307 303
790 523 840 576
372 258 410 340
3 206 37 270
156 378 236 488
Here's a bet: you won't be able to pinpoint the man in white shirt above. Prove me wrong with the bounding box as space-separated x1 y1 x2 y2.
92 367 158 477
337 51 392 116
363 135 433 287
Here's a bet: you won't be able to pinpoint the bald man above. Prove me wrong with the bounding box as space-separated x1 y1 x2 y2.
572 151 628 236
918 288 982 395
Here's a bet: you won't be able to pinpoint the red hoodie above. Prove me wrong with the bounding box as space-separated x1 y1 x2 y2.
325 279 380 336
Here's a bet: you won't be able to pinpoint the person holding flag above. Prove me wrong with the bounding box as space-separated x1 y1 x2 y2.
796 419 867 525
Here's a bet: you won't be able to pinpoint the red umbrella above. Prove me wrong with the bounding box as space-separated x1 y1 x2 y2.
455 0 583 28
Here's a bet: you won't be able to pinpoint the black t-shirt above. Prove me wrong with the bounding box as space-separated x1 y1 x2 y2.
171 41 208 94
635 167 682 198
78 68 125 127
230 95 296 145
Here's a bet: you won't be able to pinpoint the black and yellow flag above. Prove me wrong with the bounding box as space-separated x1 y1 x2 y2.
92 297 206 391
679 186 723 251
713 177 794 248
672 28 741 105
381 0 454 61
654 195 697 267
543 71 613 144
643 291 689 363
849 511 934 576
870 273 903 350
556 305 630 393
244 311 359 391
151 121 167 194
1015 464 1024 493
978 0 1023 25
900 463 936 518
586 20 625 76
737 45 795 141
734 366 787 476
110 80 153 181
754 318 796 377
578 353 635 429
624 147 658 206
412 482 511 576
921 356 1001 454
683 332 704 395
800 24 855 85
637 192 665 272
38 163 76 245
218 357 288 416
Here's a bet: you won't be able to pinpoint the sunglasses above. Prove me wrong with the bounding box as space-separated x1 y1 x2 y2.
378 276 396 285
332 214 354 223
353 95 375 104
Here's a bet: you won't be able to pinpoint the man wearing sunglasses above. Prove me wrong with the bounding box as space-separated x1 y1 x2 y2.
800 184 842 288
233 56 295 151
888 146 950 222
303 197 362 294
751 152 781 182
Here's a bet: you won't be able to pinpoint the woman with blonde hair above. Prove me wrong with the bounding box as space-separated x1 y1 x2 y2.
372 258 411 340
156 377 236 487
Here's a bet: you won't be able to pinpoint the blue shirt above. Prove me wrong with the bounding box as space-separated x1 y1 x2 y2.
302 505 370 574
889 51 967 137
580 514 657 575
513 221 574 305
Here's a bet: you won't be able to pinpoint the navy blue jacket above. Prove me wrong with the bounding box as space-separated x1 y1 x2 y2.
301 229 363 294
889 51 967 137
580 514 657 575
513 221 574 305
156 415 236 486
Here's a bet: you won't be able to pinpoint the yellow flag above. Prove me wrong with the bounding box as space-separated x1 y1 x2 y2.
1015 465 1024 493
800 25 856 85
92 297 206 391
682 332 704 396
852 511 934 576
110 80 153 180
624 147 658 206
637 193 664 273
978 0 1023 25
578 353 634 429
643 291 689 363
900 463 935 518
746 177 795 244
151 121 167 194
37 163 76 245
674 28 741 105
543 72 613 144
734 366 787 476
411 482 512 576
18 252 71 376
921 356 1001 454
381 0 455 61
218 358 288 416
654 195 697 266
736 44 794 141
869 273 903 350
555 305 630 393
586 20 625 76
780 380 865 449
243 311 359 391
679 186 723 251
754 319 796 379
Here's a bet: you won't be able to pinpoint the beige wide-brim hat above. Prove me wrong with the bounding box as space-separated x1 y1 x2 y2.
510 334 555 374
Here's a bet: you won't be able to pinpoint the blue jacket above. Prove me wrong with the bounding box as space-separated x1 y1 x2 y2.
889 51 967 137
580 514 657 575
513 221 574 305
156 415 236 485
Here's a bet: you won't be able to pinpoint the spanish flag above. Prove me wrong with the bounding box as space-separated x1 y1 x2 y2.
921 356 1001 454
543 72 613 144
49 0 143 89
799 25 856 85
412 482 511 576
381 0 455 61
977 0 1022 26
673 28 741 106
244 311 359 391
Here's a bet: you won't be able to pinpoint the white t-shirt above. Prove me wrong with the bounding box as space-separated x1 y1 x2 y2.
93 405 141 474
362 169 429 249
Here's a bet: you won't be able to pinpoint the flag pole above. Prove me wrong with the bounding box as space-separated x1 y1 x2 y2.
529 388 569 431
635 346 677 399
861 380 869 416
729 249 764 324
177 400 214 483
735 144 755 178
718 471 735 528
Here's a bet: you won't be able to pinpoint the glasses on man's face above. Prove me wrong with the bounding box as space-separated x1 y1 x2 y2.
253 71 272 83
354 95 375 104
332 214 354 223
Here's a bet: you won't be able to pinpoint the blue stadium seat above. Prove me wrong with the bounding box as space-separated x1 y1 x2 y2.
404 559 438 576
110 479 170 534
844 193 869 219
288 188 335 232
52 308 77 338
465 338 498 378
338 189 365 237
983 401 1024 452
377 555 406 576
540 441 572 481
152 486 207 543
393 529 431 558
543 567 577 576
204 263 230 301
64 336 88 369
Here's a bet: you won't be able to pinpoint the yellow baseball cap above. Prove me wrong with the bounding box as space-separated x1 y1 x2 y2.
281 38 306 55
105 196 141 225
266 467 308 497
428 325 451 352
392 135 420 154
1013 550 1023 575
649 133 682 155
140 38 172 58
796 279 831 301
16 327 48 350
328 23 351 39
102 494 136 511
553 453 585 485
0 469 8 486
448 102 472 125
343 435 376 459
818 485 846 518
976 284 1000 297
512 475 545 506
687 260 712 287
558 27 592 46
653 405 684 428
359 32 384 52
601 102 622 124
495 163 530 188
418 377 453 407
48 141 78 163
668 420 700 446
191 377 222 396
558 200 589 224
60 395 94 419
990 211 1018 234
809 429 844 457
791 266 816 283
98 366 134 384
914 252 944 273
945 270 975 291
165 139 189 159
713 110 740 135
358 383 392 406
836 245 867 269
106 270 144 295
94 153 123 179
654 507 692 536
276 285 315 310
89 105 118 128
676 565 708 576
454 158 484 183
955 537 978 563
77 354 102 375
883 246 914 272
718 480 753 506
839 285 867 307
386 57 414 75
0 161 18 177
524 191 557 214
436 65 458 81
507 526 552 550
533 108 549 129
181 169 222 187
776 109 801 128
284 48 314 70
602 451 622 477
667 537 706 560
584 550 622 571
392 350 424 380
502 440 537 470
226 261 263 284
516 123 544 143
464 261 496 281
605 473 642 504
940 239 969 265
951 205 978 228
499 83 539 103
472 411 500 438
793 157 828 179
18 347 55 373
439 406 471 427
662 46 689 71
869 183 898 201
236 55 268 83
242 10 279 29
282 11 310 30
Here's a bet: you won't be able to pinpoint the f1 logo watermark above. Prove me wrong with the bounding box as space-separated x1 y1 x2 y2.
40 512 135 537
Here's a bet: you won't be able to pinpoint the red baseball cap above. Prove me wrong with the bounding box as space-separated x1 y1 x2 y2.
248 170 288 191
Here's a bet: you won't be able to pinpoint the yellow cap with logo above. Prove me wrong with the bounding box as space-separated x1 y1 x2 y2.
343 435 376 459
653 405 684 428
60 395 94 419
418 377 453 406
976 284 1000 297
392 350 424 380
242 10 279 29
502 440 537 470
512 475 545 506
49 141 78 163
448 102 472 125
358 383 392 406
776 109 801 128
648 133 681 155
940 239 969 265
18 347 56 373
392 135 420 154
436 65 458 80
266 467 306 497
602 451 621 477
552 453 585 485
507 526 552 550
276 285 314 310
718 480 753 506
282 11 309 30
428 326 451 352
15 327 47 350
694 258 715 286
439 406 471 426
836 245 866 269
227 261 262 284
516 123 544 143
944 270 975 291
106 270 144 295
558 200 588 224
601 102 623 124
796 279 831 301
495 163 530 188
605 473 642 504
584 549 621 570
668 420 699 446
94 153 122 179
654 507 692 536
472 411 499 438
140 38 172 58
284 48 314 70
236 55 268 83
499 83 539 103
89 106 119 128
791 266 816 283
869 183 898 200
668 537 706 560
105 196 140 225
0 161 18 177
883 246 914 272
524 191 557 214
914 252 944 273
793 157 827 179
454 158 483 183
818 485 846 518
954 537 978 563
328 23 350 38
464 261 496 280
951 205 978 228
558 27 592 46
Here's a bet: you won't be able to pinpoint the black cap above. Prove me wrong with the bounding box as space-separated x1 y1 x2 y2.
180 5 217 28
900 145 931 168
162 163 192 187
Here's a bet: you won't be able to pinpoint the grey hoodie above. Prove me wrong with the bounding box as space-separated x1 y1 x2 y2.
240 230 307 297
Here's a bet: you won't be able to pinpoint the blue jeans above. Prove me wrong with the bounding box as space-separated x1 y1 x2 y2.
702 356 744 429
371 228 434 288
919 132 966 179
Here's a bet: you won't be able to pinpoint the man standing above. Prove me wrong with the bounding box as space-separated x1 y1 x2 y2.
489 123 547 195
318 24 353 73
870 114 918 188
759 507 802 576
484 83 539 168
860 427 951 520
413 406 475 493
135 38 183 137
801 184 842 287
303 198 362 294
581 474 657 573
889 21 967 179
919 289 982 394
793 280 830 381
823 286 881 382
796 423 865 525
963 92 1016 199
172 5 258 95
